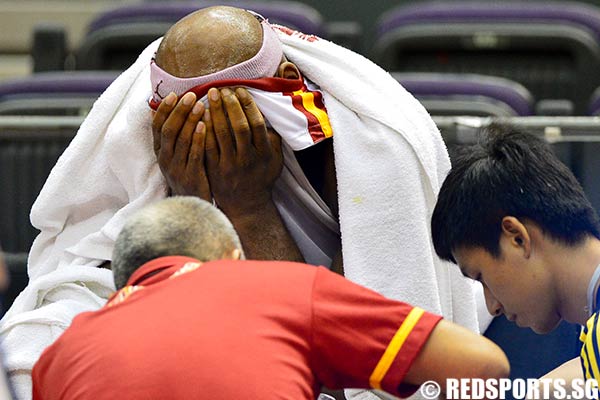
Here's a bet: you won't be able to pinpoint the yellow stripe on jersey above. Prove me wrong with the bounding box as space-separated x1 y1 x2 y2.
582 314 600 381
369 307 425 390
581 328 592 380
582 347 592 380
293 89 333 138
593 316 600 381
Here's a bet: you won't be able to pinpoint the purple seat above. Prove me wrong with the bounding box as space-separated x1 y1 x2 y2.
0 71 117 99
77 1 325 70
0 71 118 115
378 1 600 41
374 1 600 115
393 73 533 116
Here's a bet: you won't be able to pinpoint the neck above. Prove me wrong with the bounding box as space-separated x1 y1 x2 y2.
294 139 338 217
553 236 600 325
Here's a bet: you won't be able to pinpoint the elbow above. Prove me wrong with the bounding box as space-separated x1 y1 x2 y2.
476 340 510 381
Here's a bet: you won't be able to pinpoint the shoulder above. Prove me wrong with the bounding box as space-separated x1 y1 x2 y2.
207 259 320 276
201 259 321 291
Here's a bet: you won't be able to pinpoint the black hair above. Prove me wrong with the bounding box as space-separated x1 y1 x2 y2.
431 123 600 263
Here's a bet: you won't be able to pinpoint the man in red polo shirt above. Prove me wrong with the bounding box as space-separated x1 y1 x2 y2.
32 197 508 399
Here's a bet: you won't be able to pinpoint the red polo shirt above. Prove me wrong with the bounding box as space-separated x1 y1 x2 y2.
32 257 441 399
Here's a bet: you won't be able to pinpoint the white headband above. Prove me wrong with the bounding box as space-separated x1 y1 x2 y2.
150 20 283 103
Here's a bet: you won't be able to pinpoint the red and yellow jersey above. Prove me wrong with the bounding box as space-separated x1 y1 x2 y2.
33 257 441 399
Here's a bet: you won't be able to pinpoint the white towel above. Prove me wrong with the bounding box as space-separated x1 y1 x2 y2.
275 27 480 327
273 27 481 400
0 28 482 399
0 38 167 400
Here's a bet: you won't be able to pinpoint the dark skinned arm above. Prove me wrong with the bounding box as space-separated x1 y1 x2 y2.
151 87 303 262
151 91 211 201
203 87 303 262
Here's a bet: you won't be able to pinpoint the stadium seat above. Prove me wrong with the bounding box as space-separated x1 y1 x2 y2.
0 71 117 116
76 1 332 71
0 116 81 253
393 72 534 116
374 1 600 115
438 115 588 154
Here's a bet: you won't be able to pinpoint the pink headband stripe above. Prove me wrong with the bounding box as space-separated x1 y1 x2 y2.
148 76 305 110
150 21 283 103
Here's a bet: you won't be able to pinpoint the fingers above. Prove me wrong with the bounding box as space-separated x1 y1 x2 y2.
221 88 252 159
189 121 206 167
207 88 234 164
172 99 204 168
203 109 219 171
158 92 197 164
235 87 269 154
151 92 177 157
188 121 207 190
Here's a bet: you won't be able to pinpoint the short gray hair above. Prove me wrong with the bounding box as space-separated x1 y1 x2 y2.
112 196 242 289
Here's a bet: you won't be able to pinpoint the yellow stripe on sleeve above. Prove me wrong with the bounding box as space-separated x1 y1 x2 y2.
581 325 591 379
293 90 333 138
581 328 591 380
585 316 600 381
582 345 592 380
591 321 600 380
369 307 425 390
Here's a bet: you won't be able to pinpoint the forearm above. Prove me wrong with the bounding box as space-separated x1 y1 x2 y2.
226 200 304 262
527 358 583 400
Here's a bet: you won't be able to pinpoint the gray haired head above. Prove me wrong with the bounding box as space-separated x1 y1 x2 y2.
112 196 243 289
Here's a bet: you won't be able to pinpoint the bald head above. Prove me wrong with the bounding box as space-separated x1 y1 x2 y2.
112 196 243 289
156 6 264 78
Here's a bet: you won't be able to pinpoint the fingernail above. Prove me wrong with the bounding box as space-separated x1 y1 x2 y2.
221 88 232 96
235 87 246 97
192 101 203 115
208 88 219 101
165 92 177 106
195 121 205 133
182 92 195 106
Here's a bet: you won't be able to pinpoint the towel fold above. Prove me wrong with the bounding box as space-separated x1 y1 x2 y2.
1 26 482 400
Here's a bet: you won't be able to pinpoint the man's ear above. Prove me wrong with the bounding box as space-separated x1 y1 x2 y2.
224 248 244 260
277 61 300 80
500 216 531 258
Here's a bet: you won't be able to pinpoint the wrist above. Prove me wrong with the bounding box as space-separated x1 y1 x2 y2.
219 195 277 223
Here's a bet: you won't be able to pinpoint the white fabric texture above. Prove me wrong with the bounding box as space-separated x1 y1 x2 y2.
271 27 480 400
0 39 166 400
175 80 333 151
0 27 482 400
274 143 340 267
